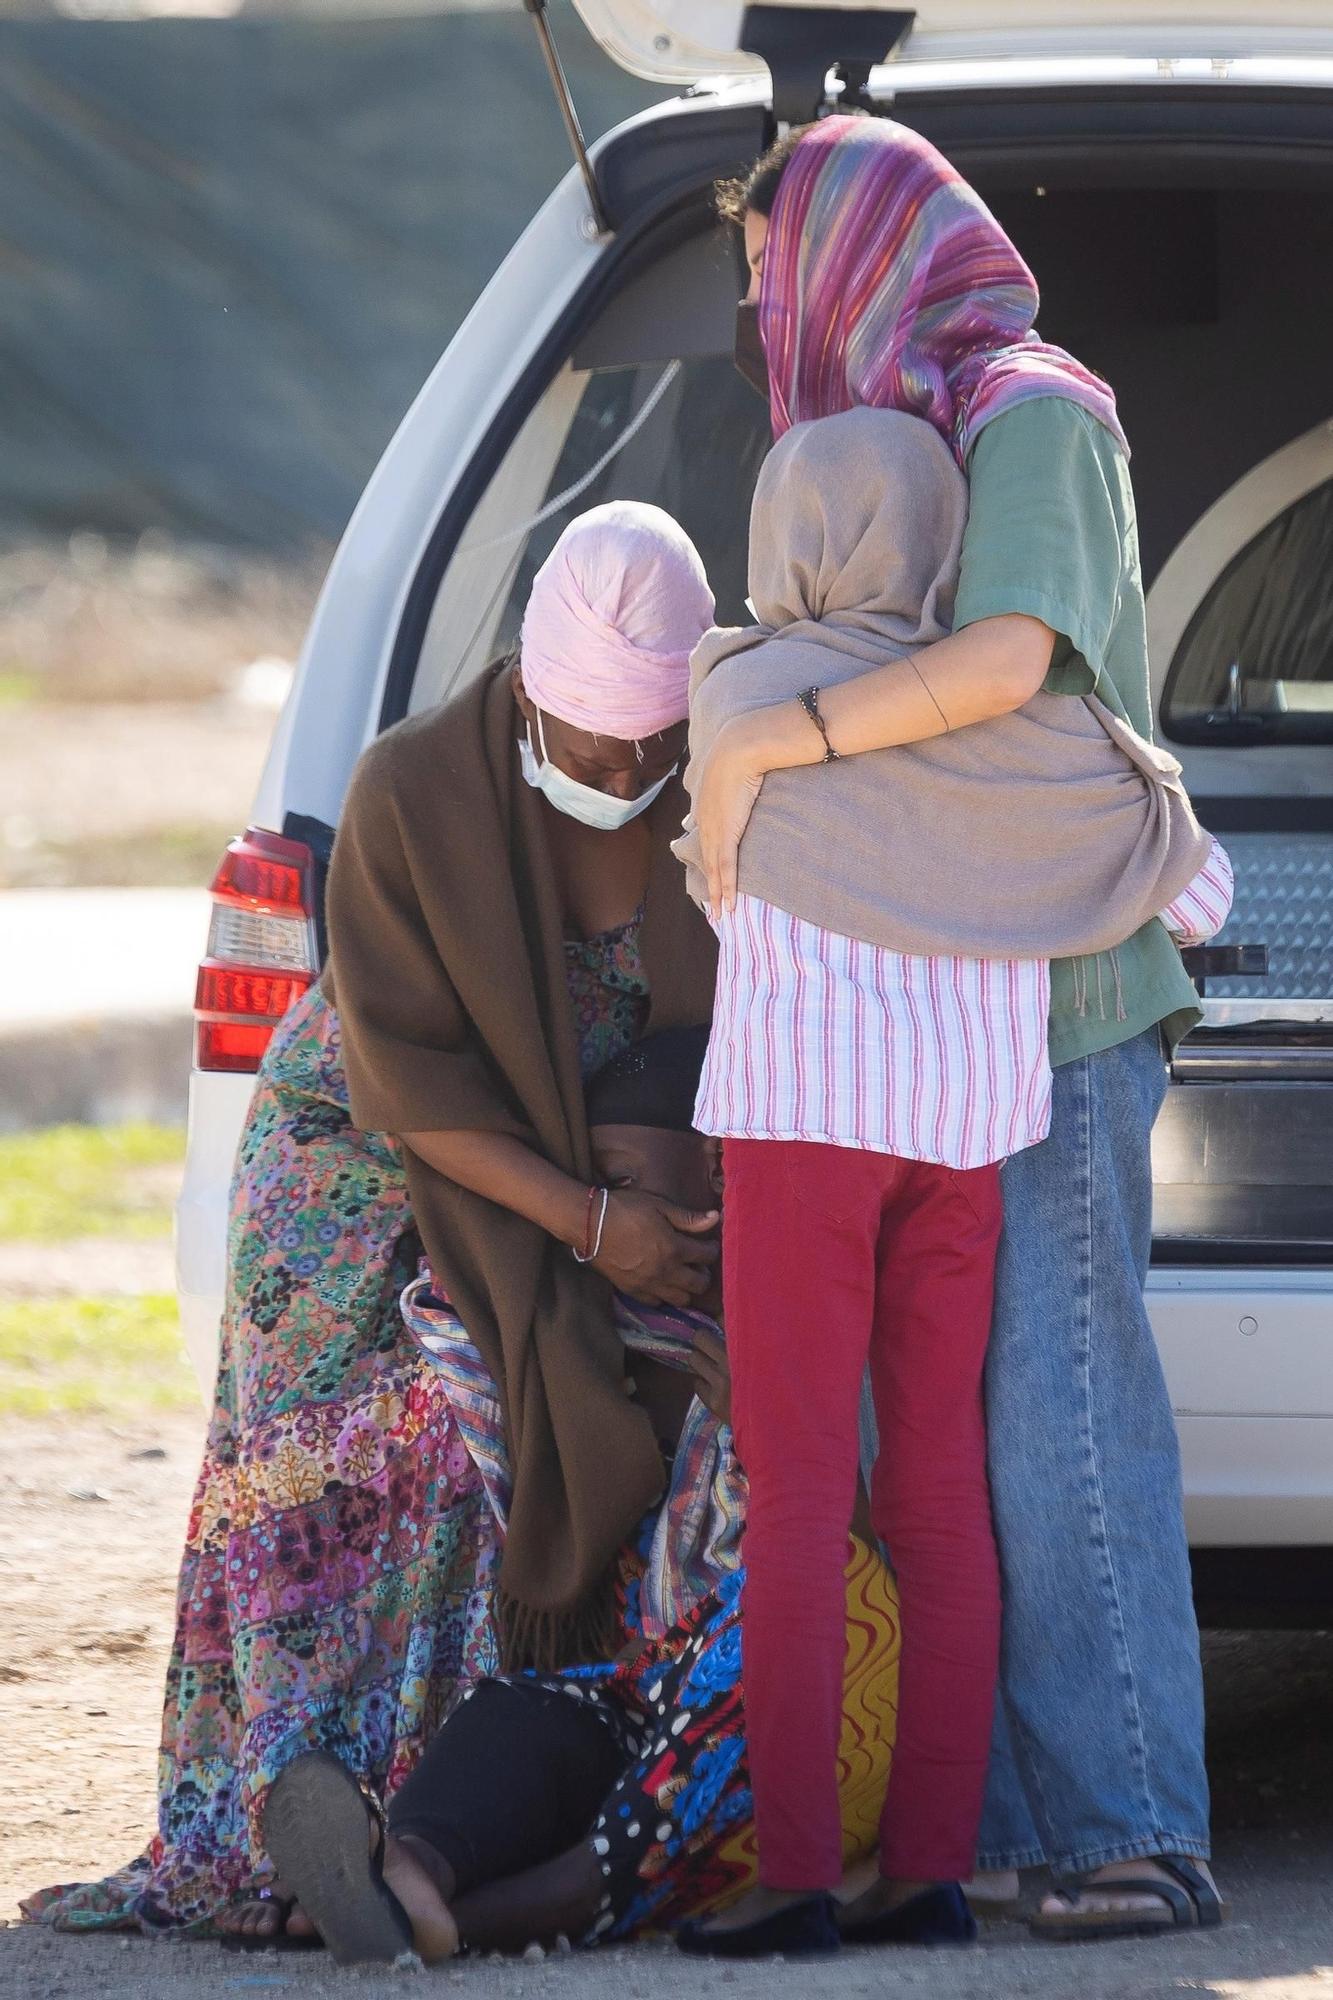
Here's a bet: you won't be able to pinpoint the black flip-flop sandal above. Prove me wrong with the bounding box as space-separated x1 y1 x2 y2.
262 1752 415 1967
218 1890 322 1954
1030 1855 1227 1943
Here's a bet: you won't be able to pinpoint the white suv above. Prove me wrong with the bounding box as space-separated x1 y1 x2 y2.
178 0 1333 1618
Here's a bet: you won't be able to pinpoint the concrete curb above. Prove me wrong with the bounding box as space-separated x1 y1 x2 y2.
0 888 206 1128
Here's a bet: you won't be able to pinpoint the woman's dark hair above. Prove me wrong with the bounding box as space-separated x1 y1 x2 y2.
714 127 809 227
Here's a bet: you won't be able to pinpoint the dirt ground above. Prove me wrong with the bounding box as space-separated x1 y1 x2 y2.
0 535 320 891
3 1411 1333 2000
0 702 274 888
0 1237 176 1300
0 1412 205 1916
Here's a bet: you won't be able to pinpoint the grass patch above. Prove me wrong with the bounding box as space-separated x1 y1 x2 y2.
0 1123 184 1241
0 668 37 706
0 1294 196 1417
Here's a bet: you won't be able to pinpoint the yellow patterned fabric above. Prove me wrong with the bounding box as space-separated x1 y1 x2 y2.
711 1534 900 1892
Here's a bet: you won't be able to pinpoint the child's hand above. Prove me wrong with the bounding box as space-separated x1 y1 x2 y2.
694 716 769 919
689 1325 731 1426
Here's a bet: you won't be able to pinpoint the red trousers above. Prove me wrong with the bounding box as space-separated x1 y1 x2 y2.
723 1138 1003 1888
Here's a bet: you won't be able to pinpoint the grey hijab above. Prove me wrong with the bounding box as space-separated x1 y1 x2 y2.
674 407 1210 962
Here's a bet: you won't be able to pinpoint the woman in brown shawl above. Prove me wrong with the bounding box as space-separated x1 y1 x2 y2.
325 500 722 1667
23 502 718 1949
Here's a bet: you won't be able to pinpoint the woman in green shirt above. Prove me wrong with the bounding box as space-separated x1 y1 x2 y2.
702 115 1224 1942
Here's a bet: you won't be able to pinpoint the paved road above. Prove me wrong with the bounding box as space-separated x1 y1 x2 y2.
4 1628 1331 1999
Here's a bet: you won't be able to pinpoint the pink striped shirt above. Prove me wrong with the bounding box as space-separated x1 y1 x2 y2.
695 840 1234 1172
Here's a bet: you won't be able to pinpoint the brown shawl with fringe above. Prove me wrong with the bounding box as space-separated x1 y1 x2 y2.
323 662 717 1667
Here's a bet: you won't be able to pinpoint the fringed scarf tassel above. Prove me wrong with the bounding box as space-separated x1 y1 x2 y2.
1071 950 1127 1023
496 1577 621 1676
1110 945 1128 1021
1072 955 1089 1016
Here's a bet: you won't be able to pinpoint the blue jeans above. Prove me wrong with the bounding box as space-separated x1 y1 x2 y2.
977 1027 1211 1874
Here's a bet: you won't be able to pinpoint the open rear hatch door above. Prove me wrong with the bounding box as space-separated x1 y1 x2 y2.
572 0 1333 102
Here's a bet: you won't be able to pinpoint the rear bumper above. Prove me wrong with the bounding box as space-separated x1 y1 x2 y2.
1177 1414 1333 1545
1149 1267 1333 1545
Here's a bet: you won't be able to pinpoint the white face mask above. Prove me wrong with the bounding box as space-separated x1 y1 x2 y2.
518 709 676 832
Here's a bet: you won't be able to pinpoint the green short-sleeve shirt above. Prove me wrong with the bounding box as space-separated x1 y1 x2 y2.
953 396 1199 1066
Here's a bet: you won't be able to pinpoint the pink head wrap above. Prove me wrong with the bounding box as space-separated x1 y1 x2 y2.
760 116 1127 466
520 501 714 741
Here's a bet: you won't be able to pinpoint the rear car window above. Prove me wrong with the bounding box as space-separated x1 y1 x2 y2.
504 358 768 650
413 355 769 714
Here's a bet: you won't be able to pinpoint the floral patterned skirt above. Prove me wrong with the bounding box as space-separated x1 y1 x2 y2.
23 985 498 1935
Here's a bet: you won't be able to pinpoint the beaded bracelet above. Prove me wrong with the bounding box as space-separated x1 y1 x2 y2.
797 685 841 763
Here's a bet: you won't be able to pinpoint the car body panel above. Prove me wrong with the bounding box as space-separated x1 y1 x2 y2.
571 0 1333 88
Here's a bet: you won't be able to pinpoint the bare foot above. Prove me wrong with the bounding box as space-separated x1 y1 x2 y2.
1039 1857 1221 1922
380 1833 460 1963
964 1868 1021 1906
834 1855 881 1906
216 1886 308 1945
837 1876 932 1928
702 1884 824 1933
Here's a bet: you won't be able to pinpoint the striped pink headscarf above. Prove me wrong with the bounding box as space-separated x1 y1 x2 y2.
520 501 714 741
759 116 1127 464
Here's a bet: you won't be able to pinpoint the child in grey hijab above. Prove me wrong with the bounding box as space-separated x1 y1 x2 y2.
675 406 1213 962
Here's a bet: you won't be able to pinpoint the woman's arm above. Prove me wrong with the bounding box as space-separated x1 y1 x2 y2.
402 1128 719 1310
402 1129 591 1246
694 613 1054 916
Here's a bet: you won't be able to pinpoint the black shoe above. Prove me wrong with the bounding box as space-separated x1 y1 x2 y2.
677 1891 840 1959
838 1880 977 1946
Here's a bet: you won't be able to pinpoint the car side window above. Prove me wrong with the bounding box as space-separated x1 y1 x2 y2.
1162 477 1333 745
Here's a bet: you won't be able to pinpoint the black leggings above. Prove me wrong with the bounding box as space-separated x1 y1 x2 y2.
387 1681 626 1897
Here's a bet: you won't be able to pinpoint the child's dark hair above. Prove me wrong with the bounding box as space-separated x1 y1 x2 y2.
714 127 810 228
585 1027 711 1134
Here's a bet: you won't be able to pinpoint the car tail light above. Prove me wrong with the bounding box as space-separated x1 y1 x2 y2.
195 828 317 1073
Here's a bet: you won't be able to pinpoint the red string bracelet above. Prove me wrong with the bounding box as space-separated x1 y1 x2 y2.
574 1184 598 1263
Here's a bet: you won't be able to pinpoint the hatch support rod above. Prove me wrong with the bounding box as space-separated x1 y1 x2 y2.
524 0 611 235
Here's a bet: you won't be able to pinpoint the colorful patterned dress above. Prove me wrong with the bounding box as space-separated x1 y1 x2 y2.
518 1524 900 1941
24 915 649 1936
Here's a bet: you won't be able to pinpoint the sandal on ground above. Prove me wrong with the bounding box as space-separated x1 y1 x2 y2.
1030 1856 1227 1943
676 1891 840 1959
839 1881 977 1947
261 1751 415 1967
218 1890 322 1954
